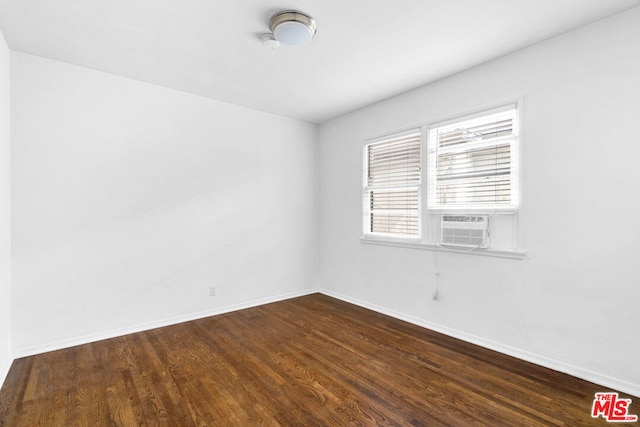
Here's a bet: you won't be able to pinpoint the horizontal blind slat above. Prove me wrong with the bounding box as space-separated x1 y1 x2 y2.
430 107 516 209
438 119 513 148
367 132 421 188
365 130 421 238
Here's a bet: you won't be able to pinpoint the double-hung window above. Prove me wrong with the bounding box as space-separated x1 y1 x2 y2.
363 130 422 239
362 103 520 252
427 105 518 212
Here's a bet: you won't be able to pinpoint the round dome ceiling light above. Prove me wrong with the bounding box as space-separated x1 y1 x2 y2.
268 10 317 46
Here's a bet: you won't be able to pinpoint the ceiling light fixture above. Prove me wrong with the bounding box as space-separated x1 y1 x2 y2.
267 10 317 47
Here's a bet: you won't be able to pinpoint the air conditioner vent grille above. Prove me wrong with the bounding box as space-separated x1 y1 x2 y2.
440 215 489 248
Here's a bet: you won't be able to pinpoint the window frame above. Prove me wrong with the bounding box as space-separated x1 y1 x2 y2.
426 104 520 214
362 128 423 241
360 100 524 258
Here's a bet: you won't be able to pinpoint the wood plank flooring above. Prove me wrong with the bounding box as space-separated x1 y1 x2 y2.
0 293 637 426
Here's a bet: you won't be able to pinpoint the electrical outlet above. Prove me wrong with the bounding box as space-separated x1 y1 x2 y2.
209 286 216 297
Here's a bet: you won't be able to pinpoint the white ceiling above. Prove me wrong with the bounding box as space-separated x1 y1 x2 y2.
0 0 638 124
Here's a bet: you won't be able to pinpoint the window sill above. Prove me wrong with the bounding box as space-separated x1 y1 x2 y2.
360 237 526 260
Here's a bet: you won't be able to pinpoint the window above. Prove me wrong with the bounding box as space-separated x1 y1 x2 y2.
363 129 421 238
361 103 522 255
428 105 518 212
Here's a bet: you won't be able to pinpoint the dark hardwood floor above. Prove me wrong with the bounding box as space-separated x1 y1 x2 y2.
0 293 637 426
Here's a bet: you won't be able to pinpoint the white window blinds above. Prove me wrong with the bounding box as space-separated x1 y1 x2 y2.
364 130 421 238
428 105 518 211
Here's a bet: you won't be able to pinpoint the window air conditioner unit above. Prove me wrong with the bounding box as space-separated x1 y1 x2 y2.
440 215 489 248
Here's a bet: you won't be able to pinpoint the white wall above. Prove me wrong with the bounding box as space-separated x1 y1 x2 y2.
319 8 640 396
10 53 319 355
0 28 12 386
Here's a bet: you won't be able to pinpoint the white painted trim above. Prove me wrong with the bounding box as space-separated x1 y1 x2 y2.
0 353 12 389
8 287 639 398
360 237 526 260
12 288 318 358
320 289 640 398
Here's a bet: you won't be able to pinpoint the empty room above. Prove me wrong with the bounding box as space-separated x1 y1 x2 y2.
1 1 639 425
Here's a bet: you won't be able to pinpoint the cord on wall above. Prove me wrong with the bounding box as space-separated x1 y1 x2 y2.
433 239 440 300
432 217 491 301
431 216 494 300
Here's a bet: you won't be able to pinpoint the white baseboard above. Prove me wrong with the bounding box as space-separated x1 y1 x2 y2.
320 289 640 399
12 288 318 359
8 287 639 399
0 353 12 389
